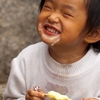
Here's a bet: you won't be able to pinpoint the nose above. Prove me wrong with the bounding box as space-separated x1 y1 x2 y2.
48 13 60 24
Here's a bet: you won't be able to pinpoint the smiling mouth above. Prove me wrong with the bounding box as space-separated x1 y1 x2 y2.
44 25 61 35
38 23 60 46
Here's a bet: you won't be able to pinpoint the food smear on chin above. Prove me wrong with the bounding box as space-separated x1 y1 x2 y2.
51 38 60 46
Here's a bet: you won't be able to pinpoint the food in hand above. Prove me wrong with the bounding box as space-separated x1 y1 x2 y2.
46 91 70 100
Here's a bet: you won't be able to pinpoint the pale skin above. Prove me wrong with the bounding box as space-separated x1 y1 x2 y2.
26 0 100 100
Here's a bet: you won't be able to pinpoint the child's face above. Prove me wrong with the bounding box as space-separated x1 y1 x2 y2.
37 0 88 49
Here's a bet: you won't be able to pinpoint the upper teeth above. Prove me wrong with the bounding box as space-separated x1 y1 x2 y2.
47 27 59 34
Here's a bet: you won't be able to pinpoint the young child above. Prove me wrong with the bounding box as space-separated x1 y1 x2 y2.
3 0 100 100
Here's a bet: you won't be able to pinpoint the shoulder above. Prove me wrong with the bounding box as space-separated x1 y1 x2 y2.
15 42 48 60
22 42 46 52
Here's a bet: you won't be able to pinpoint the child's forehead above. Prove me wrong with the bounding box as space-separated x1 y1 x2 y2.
44 0 86 10
45 0 86 6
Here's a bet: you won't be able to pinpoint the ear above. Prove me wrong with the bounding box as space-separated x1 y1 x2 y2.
84 29 100 43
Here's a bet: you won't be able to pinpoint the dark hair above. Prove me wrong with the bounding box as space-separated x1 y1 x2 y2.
39 0 45 11
39 0 100 52
85 0 100 52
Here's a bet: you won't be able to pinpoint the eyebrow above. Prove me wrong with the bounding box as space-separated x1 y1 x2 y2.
63 4 77 12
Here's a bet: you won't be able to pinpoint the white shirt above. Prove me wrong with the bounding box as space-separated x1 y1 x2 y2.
3 42 100 100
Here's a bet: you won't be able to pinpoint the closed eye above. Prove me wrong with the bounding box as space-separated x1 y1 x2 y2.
43 6 52 10
63 13 74 17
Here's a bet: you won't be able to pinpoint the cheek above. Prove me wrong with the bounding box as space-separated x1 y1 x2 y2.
62 17 86 34
36 15 43 36
60 23 82 44
37 12 49 22
37 15 44 31
61 22 79 38
64 23 85 38
37 14 43 24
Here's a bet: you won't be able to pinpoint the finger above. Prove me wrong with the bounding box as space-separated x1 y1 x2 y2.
27 90 44 98
33 86 45 97
26 94 43 100
33 96 44 100
26 94 33 100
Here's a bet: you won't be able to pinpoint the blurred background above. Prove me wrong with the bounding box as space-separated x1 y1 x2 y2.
0 0 41 99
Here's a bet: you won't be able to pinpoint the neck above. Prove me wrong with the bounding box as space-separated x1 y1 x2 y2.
49 46 89 64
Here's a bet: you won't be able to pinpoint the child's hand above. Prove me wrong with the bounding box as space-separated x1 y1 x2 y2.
82 98 99 100
26 89 45 100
